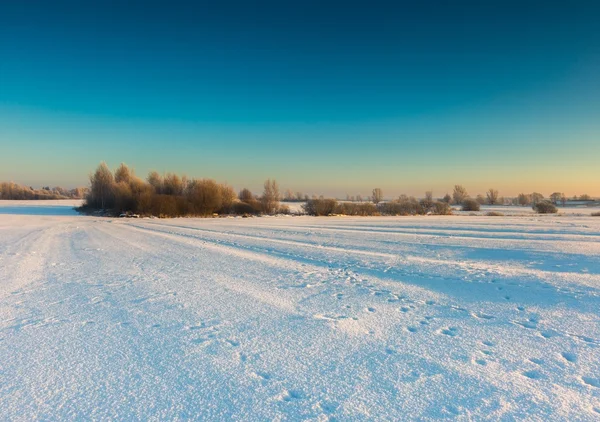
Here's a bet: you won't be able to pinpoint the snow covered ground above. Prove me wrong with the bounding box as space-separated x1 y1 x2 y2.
1 201 600 420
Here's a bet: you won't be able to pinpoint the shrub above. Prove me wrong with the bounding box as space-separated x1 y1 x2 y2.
187 179 222 216
335 202 378 216
303 199 338 216
431 201 453 215
379 197 423 215
462 198 481 211
231 201 260 215
218 184 237 214
486 211 504 216
533 201 558 214
591 211 600 217
278 204 291 214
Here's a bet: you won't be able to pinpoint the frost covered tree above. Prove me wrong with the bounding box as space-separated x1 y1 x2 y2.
531 192 544 205
550 192 563 205
114 163 133 184
517 193 531 206
238 188 254 202
486 188 499 205
89 162 115 209
453 185 468 204
372 188 383 204
147 171 163 194
163 173 183 196
284 189 294 201
261 179 280 214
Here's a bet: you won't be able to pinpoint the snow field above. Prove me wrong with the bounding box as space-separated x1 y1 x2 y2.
1 202 600 420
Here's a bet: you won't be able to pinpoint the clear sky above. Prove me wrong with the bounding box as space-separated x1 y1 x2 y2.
1 0 599 198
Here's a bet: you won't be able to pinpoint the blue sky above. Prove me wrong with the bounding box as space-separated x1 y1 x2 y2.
1 1 599 197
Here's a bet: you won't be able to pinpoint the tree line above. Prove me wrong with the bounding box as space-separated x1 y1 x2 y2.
0 182 88 200
82 162 287 217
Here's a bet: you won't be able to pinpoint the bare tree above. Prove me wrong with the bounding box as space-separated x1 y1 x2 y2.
550 192 563 205
531 192 544 205
452 185 468 204
442 193 452 204
517 193 531 206
486 188 499 205
372 188 383 204
114 163 133 184
147 171 163 194
284 189 294 201
261 179 280 214
163 173 183 196
89 162 115 209
238 188 254 202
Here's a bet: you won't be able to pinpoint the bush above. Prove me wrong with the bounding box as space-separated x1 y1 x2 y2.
379 197 423 215
335 202 378 216
486 211 504 216
533 201 558 214
303 198 338 216
278 204 291 215
231 201 261 215
592 211 600 217
462 198 481 211
430 201 453 215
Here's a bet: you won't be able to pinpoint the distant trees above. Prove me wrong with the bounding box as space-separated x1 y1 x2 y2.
302 197 451 216
486 188 499 205
517 193 531 206
550 192 564 205
453 185 468 204
0 182 87 200
531 192 544 205
71 162 594 219
82 162 284 217
372 188 383 204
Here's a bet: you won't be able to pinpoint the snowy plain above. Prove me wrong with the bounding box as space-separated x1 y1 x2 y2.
1 200 600 421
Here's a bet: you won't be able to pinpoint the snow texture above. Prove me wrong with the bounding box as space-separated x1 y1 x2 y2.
1 201 600 420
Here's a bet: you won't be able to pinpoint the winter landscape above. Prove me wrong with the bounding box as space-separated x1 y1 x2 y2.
2 1 600 420
1 200 600 420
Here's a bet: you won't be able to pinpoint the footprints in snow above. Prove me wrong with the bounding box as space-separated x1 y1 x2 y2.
561 352 577 363
439 327 458 337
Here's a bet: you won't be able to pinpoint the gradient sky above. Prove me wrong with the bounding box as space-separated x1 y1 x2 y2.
1 1 599 197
